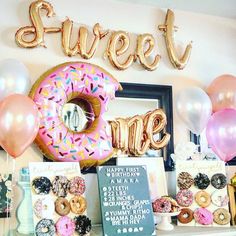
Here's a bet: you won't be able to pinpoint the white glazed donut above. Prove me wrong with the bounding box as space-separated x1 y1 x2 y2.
211 189 229 207
33 197 54 219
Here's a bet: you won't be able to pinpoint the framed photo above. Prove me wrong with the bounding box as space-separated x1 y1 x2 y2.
228 184 236 225
117 157 168 201
44 83 174 172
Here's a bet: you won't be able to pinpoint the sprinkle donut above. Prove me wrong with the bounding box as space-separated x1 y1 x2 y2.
211 189 229 207
29 62 121 167
35 219 55 236
74 215 92 236
176 189 193 207
56 216 75 236
211 173 227 189
194 208 213 225
33 197 54 219
55 197 71 216
69 176 85 195
177 208 194 224
195 191 211 208
213 208 231 225
52 176 69 197
152 197 171 213
32 177 52 195
70 196 87 214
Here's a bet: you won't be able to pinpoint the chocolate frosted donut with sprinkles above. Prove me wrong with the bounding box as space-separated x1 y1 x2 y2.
194 173 210 190
74 215 92 236
32 177 52 195
177 172 194 190
211 173 227 189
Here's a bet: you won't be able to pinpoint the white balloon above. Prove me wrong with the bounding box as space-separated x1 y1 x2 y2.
176 87 212 135
0 59 31 101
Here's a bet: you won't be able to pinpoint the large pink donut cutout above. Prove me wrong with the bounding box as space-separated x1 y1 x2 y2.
29 62 121 167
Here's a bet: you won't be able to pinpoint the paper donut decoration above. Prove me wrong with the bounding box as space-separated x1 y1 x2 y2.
29 62 121 167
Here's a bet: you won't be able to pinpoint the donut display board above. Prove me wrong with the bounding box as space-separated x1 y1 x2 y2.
97 166 155 236
29 162 92 236
175 160 230 227
29 62 121 168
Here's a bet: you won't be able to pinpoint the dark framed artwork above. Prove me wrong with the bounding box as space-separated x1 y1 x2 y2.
44 83 174 172
190 132 236 165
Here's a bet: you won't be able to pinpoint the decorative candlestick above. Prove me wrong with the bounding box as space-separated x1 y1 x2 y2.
16 168 34 235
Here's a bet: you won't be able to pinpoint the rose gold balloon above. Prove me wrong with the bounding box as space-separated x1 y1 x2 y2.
0 94 40 158
207 74 236 112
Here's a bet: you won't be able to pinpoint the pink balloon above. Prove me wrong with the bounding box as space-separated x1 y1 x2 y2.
207 74 236 112
206 108 236 162
0 94 40 158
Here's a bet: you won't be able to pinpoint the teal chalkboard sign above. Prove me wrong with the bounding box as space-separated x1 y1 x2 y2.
97 166 155 236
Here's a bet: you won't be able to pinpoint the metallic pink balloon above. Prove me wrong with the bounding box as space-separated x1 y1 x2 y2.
206 108 236 162
207 74 236 112
0 94 40 158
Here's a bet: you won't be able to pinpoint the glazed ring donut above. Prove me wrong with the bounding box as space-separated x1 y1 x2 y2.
195 191 211 208
33 197 54 219
213 208 231 225
69 176 85 195
70 196 87 214
55 197 71 216
74 215 92 236
211 189 229 207
211 173 227 189
55 216 75 236
176 189 193 207
35 219 55 236
52 176 69 197
177 208 194 224
177 172 194 190
32 177 52 195
194 173 210 190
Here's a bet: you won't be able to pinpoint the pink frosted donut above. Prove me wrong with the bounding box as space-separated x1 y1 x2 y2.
152 197 171 213
176 189 193 207
56 216 75 236
194 208 213 225
29 62 121 167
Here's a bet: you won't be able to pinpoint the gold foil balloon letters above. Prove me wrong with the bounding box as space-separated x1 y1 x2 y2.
158 9 192 70
110 109 170 156
15 0 192 70
15 0 61 48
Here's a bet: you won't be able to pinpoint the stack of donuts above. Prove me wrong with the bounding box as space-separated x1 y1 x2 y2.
152 196 180 213
176 171 231 226
32 175 92 236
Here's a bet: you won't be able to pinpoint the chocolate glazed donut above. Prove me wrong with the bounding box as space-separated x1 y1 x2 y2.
177 208 194 224
211 173 227 189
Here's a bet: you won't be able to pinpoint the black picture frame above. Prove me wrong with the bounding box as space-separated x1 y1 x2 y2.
190 132 236 165
44 82 175 172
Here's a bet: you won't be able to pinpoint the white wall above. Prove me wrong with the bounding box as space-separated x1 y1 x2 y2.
0 0 236 230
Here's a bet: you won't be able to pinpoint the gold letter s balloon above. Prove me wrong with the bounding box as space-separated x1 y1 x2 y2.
0 94 40 158
29 62 121 168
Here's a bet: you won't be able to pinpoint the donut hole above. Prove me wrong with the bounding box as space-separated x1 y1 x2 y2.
62 98 95 132
200 196 207 203
219 213 225 220
183 213 189 219
41 227 49 233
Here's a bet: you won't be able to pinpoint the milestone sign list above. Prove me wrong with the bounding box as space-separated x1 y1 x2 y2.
97 166 155 236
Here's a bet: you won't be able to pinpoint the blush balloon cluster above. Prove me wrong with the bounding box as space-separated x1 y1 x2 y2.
0 59 40 158
176 74 236 163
